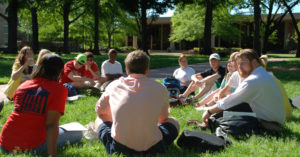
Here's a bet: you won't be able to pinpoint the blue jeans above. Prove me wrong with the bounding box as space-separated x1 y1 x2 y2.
0 127 82 154
97 122 178 156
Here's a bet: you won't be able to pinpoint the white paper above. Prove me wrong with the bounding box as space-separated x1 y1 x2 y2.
67 95 85 101
223 111 256 118
60 122 88 131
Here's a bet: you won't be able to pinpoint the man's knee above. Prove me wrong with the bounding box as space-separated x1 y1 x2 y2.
166 117 180 133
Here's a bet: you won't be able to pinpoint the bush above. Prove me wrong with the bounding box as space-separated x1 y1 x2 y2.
119 46 137 52
212 47 242 57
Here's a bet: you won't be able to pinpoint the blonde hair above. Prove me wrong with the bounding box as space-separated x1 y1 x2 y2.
230 51 239 62
260 55 268 69
36 49 51 66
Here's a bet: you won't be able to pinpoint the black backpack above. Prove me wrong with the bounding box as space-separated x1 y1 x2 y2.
209 115 259 138
177 130 230 152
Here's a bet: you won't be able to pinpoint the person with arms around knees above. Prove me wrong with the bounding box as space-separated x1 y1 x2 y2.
202 49 285 132
59 53 95 96
180 53 225 104
83 51 107 88
4 46 35 100
0 54 82 157
100 49 123 91
95 50 180 156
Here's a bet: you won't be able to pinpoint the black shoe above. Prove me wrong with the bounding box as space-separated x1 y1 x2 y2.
0 100 4 113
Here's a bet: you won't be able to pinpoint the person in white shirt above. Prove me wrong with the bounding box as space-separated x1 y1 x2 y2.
202 49 285 128
173 54 195 93
100 49 123 90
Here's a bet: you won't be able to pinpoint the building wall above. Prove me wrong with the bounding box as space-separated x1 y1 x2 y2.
0 5 8 47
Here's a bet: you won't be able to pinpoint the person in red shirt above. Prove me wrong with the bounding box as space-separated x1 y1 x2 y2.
59 54 96 96
83 52 106 88
0 54 82 156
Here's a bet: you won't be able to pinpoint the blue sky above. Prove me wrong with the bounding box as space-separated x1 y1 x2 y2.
160 4 300 17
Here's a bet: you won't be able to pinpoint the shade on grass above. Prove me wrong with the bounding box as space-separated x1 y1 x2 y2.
0 54 300 156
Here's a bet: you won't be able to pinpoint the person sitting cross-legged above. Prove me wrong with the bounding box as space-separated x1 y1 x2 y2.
94 50 180 156
0 54 82 156
100 49 123 91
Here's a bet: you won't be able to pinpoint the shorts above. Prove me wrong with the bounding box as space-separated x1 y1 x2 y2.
97 121 178 155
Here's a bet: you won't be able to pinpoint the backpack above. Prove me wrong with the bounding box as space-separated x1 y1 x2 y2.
177 130 230 152
162 77 181 97
209 115 259 138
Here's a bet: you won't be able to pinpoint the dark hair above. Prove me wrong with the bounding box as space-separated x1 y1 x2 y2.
32 53 64 81
108 49 117 55
84 51 94 58
125 50 149 74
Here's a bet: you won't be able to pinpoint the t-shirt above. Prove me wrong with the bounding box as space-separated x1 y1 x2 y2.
200 66 225 86
84 61 99 79
216 67 285 124
0 78 67 151
173 67 195 86
226 71 244 89
95 74 169 151
59 60 86 84
101 60 123 77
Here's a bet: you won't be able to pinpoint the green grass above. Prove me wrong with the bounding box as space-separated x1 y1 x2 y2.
0 53 300 156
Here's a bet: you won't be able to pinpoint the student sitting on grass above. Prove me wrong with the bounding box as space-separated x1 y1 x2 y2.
83 51 107 88
94 50 180 156
32 49 51 73
100 49 123 91
173 54 195 94
0 53 82 156
196 52 239 107
59 54 96 96
201 49 286 132
4 46 35 100
179 53 225 104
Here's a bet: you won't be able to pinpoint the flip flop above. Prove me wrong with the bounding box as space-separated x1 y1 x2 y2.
187 120 208 130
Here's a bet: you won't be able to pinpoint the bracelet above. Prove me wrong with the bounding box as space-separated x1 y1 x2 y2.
207 110 212 116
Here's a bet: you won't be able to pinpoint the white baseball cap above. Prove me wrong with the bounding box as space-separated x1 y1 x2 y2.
209 53 220 61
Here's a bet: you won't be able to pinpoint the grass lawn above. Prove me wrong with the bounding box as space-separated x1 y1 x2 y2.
0 53 300 156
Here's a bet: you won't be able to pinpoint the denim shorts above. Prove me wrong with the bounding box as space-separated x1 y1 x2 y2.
97 121 178 156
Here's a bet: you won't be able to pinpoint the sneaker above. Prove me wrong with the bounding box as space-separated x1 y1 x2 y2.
185 96 197 105
83 122 98 140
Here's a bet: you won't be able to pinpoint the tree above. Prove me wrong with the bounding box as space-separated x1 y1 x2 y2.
93 0 100 54
0 0 19 53
260 0 298 54
253 0 261 56
49 0 86 53
117 0 174 55
170 1 241 52
282 0 300 58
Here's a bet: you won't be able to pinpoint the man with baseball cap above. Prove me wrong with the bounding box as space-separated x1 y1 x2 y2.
60 54 96 96
179 53 225 104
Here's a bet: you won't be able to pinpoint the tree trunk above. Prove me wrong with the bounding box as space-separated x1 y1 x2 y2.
31 7 39 54
297 38 300 58
63 2 71 54
203 0 212 55
7 0 18 53
262 26 270 54
94 0 100 55
108 32 111 49
140 0 149 55
253 0 261 56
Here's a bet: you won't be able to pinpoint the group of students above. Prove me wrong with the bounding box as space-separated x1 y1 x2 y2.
0 47 291 156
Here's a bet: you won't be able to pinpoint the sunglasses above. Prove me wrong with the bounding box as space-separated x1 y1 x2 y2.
78 61 85 65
